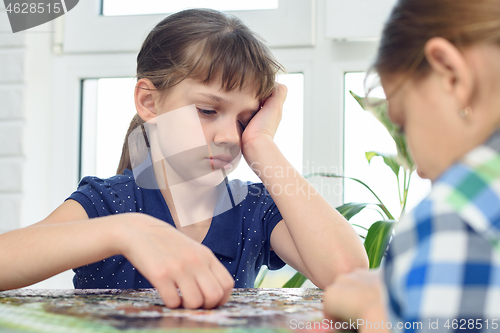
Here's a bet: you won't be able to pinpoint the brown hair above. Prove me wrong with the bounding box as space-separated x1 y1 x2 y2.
117 8 284 174
374 0 500 80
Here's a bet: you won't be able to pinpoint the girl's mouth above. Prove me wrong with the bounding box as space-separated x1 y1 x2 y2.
206 155 233 170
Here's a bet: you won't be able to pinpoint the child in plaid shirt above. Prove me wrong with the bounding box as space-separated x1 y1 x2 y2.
324 0 500 332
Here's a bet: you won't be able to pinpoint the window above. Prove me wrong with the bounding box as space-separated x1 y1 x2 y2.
343 72 431 228
80 73 304 181
63 0 314 52
102 0 279 16
80 78 136 179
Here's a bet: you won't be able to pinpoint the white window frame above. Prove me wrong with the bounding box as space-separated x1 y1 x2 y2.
62 0 316 53
49 53 137 208
326 0 397 41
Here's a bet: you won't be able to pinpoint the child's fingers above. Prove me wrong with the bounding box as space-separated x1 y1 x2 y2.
323 283 342 318
323 274 362 320
274 83 288 104
209 259 234 306
156 280 182 309
195 269 226 309
176 275 204 309
262 84 287 114
323 269 382 321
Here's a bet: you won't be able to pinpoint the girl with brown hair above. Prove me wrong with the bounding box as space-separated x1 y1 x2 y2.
0 8 367 309
324 0 500 331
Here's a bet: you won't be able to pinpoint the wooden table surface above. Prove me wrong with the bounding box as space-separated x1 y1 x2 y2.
0 288 328 332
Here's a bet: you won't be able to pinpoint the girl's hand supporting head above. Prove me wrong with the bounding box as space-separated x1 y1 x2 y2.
116 213 234 309
241 83 288 155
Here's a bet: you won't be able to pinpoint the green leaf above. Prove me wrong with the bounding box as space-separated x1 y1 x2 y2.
282 272 308 288
365 151 401 178
254 266 268 288
336 202 370 220
364 220 396 268
365 151 378 163
350 91 415 173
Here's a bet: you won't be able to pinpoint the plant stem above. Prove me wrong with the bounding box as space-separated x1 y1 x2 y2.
402 169 407 210
351 223 369 231
373 207 386 220
397 170 402 207
304 173 395 220
400 170 411 217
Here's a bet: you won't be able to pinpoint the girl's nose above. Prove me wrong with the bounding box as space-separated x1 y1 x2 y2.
213 120 240 147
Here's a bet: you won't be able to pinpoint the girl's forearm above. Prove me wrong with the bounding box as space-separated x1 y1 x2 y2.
244 137 368 287
0 215 130 290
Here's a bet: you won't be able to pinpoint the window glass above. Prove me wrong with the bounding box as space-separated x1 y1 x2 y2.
343 72 431 229
102 0 279 16
80 78 137 179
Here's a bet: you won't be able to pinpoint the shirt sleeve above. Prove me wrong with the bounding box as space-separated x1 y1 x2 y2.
66 174 139 218
384 206 500 333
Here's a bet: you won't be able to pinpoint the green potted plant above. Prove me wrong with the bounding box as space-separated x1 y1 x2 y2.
255 91 416 288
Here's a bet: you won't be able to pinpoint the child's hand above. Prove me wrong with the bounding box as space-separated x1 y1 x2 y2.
323 269 388 330
118 213 234 309
241 83 287 151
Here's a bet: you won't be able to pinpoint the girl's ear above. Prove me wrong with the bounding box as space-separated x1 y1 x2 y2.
135 78 159 123
424 37 474 107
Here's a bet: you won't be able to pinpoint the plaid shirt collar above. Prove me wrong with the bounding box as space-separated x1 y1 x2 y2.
434 130 500 250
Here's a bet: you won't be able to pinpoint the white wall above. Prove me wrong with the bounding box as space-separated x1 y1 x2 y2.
0 8 26 234
0 8 74 287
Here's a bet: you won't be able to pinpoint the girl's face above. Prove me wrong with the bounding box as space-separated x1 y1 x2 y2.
382 73 474 181
381 41 500 182
153 78 260 185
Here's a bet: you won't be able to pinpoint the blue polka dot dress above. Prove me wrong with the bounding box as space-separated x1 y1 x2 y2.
67 169 285 289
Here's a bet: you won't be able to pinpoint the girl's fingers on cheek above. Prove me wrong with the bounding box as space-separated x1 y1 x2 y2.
157 280 182 309
278 83 288 99
269 83 286 104
177 277 204 309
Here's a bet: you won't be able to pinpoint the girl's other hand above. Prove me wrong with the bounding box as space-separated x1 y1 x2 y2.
241 83 287 151
117 213 234 309
323 269 388 332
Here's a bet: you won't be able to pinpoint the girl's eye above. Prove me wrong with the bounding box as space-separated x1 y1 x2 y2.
197 108 217 116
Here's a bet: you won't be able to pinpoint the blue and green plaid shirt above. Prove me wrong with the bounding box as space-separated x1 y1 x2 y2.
384 131 500 333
